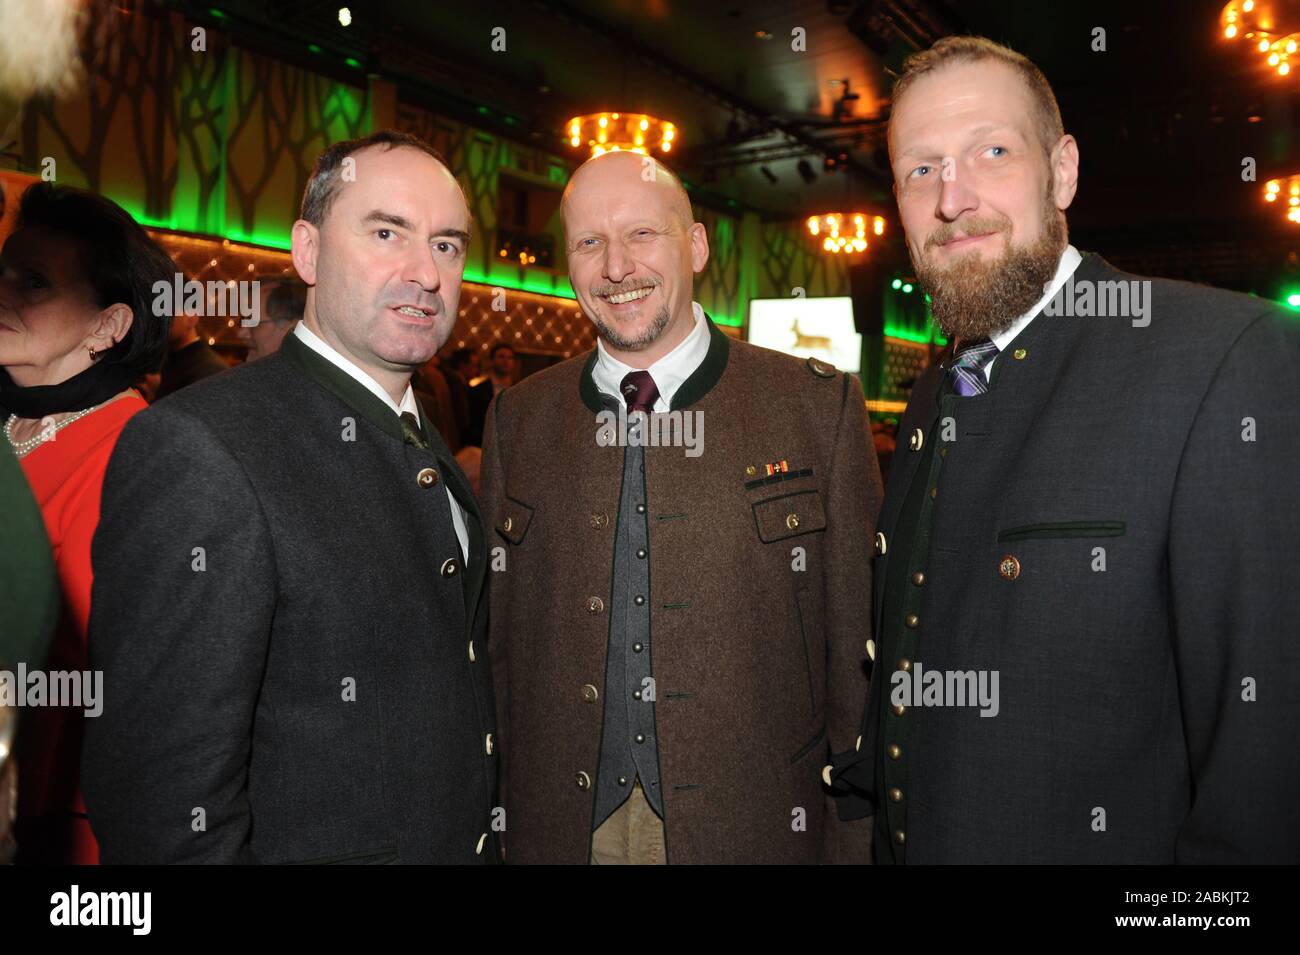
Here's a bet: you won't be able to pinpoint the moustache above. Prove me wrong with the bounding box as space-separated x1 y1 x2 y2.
591 278 662 297
926 218 1009 250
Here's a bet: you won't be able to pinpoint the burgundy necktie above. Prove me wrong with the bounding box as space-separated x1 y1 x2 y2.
620 370 660 415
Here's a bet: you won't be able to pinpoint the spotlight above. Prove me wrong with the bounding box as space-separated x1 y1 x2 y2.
796 159 816 184
338 7 352 27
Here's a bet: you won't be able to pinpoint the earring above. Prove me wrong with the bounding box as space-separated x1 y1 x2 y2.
87 344 99 361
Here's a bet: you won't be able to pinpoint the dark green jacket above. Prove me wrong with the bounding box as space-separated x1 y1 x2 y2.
0 440 57 669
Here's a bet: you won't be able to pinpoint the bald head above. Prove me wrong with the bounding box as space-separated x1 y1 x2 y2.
561 151 693 235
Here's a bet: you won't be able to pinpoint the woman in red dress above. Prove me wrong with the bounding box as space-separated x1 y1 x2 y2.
0 183 176 864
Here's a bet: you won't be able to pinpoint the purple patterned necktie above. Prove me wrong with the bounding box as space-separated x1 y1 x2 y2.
948 337 1000 397
621 370 660 415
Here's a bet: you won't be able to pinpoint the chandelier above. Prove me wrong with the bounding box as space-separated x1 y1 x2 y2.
566 112 677 157
806 213 886 254
1265 175 1300 222
1220 1 1300 76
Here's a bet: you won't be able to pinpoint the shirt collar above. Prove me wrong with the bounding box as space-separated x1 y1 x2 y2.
591 301 709 412
989 244 1083 354
293 321 419 421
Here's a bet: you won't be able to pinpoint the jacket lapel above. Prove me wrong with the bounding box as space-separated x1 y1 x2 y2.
280 332 408 442
282 332 487 624
432 435 486 615
404 391 486 616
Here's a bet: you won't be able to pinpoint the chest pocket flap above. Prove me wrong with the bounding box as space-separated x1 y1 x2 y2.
496 497 534 545
752 490 827 543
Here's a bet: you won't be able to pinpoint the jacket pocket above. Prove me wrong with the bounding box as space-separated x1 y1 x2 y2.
793 588 818 718
496 496 534 544
752 490 827 543
789 723 827 765
997 520 1125 542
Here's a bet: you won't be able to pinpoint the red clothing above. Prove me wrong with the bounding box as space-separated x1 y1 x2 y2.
15 391 146 865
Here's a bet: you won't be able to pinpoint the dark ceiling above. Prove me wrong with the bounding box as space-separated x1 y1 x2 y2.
182 0 1300 294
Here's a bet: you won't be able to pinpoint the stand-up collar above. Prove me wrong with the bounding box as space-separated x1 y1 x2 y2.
579 311 730 413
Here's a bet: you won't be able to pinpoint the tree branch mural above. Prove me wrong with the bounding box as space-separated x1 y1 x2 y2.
695 208 743 323
173 14 229 234
761 221 849 300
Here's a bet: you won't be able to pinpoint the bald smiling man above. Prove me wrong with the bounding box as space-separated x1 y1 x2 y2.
480 151 883 864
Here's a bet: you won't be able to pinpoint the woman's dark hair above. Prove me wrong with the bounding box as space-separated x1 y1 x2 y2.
17 183 176 375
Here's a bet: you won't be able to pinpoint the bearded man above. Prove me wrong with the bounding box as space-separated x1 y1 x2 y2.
828 36 1300 864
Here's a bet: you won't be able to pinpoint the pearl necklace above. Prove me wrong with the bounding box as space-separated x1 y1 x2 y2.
5 403 101 457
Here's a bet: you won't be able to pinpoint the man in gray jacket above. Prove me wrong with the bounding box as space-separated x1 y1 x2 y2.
831 36 1300 863
85 130 497 864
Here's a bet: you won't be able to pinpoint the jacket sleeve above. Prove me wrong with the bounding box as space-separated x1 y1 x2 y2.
1168 309 1300 863
82 404 275 863
820 371 883 863
829 650 880 824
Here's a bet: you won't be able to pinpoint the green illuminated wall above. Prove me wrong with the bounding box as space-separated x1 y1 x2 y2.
14 7 851 335
882 284 946 345
19 10 369 250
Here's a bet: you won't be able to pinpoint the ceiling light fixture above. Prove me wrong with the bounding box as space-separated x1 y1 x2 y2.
565 112 678 157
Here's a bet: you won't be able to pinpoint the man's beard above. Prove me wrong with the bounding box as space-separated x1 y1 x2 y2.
913 184 1067 341
590 302 672 351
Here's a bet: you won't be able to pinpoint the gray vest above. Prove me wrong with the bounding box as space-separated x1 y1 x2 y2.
592 401 663 828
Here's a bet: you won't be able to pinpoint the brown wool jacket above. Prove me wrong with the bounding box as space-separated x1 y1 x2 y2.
481 315 882 863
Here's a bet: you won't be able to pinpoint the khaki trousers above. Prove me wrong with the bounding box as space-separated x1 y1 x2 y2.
589 780 666 865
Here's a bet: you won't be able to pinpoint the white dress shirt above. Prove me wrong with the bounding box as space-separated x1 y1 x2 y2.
983 244 1083 376
591 301 711 411
293 322 468 560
